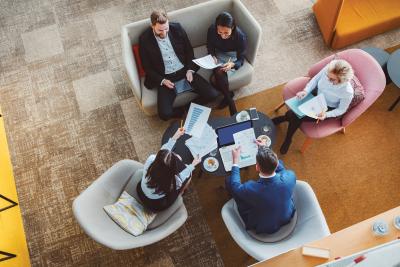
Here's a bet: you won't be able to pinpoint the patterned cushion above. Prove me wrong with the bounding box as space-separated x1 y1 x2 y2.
104 191 156 236
348 75 365 111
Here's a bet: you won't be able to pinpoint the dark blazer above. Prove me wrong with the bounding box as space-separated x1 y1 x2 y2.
225 160 297 234
139 22 199 89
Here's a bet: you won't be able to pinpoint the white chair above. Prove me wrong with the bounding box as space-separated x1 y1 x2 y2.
72 160 188 250
221 180 330 261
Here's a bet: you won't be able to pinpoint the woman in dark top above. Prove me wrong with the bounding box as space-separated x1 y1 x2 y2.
207 12 247 115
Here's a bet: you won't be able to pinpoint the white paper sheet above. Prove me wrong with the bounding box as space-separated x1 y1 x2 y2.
185 124 218 158
298 94 328 119
183 103 211 138
192 55 222 69
233 128 257 167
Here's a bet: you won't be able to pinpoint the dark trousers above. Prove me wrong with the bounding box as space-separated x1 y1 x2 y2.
213 68 237 115
157 69 218 121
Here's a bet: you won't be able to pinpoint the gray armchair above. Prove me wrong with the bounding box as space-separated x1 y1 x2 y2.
121 0 262 116
221 180 330 261
72 160 187 250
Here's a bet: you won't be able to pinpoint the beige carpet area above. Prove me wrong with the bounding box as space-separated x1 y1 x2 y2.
0 0 399 266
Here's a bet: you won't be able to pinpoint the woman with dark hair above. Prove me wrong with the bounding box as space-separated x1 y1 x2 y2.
207 12 247 115
137 128 200 212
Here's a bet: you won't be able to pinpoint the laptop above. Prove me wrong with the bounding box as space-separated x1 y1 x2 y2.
215 120 255 171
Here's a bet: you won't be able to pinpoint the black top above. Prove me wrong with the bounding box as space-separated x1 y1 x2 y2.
139 22 199 89
206 23 247 70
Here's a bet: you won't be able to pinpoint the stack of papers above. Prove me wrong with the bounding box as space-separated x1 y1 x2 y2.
185 124 218 158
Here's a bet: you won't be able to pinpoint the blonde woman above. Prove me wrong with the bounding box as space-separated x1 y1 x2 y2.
272 59 354 154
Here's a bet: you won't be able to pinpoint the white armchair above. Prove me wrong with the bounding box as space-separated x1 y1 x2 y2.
121 0 262 116
72 160 187 250
221 180 330 261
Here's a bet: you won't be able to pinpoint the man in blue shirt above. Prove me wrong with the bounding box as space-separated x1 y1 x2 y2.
226 144 297 234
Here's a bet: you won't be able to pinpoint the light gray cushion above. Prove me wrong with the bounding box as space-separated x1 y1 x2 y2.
123 169 184 230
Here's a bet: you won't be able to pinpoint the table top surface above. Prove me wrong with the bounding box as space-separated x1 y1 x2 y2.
387 49 400 87
362 47 390 67
161 111 276 176
253 206 400 267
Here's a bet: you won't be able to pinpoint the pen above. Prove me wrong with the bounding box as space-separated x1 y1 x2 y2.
180 120 183 130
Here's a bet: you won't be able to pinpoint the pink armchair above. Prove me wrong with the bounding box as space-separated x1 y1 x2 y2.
275 49 386 153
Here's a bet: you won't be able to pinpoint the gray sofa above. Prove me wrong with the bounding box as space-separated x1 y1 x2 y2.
121 0 262 116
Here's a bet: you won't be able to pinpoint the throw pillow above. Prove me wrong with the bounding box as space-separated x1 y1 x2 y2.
132 44 146 77
347 75 365 111
104 191 156 236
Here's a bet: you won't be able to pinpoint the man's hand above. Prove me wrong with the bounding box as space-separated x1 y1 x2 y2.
172 127 185 140
192 154 201 166
162 79 175 89
186 71 193 83
232 146 241 165
255 139 264 147
296 90 307 100
317 111 326 121
221 62 235 72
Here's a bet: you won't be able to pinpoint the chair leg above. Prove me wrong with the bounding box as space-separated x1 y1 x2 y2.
300 137 313 154
341 127 346 134
388 96 400 111
274 101 285 112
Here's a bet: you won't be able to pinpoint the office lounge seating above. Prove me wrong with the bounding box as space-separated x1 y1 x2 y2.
221 181 330 262
72 160 187 250
313 0 400 49
121 0 262 116
275 48 386 153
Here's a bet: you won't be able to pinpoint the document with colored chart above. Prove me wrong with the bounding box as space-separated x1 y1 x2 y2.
298 93 328 119
183 103 211 138
233 128 257 168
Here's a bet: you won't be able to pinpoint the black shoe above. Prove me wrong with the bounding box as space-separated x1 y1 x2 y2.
272 116 286 125
280 140 292 155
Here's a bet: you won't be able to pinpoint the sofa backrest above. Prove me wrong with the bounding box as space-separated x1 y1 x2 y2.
124 0 261 65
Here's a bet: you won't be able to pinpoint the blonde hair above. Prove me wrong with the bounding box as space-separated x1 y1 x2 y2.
327 59 354 83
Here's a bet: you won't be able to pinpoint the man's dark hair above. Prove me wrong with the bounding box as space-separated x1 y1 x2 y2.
256 146 278 175
150 10 168 25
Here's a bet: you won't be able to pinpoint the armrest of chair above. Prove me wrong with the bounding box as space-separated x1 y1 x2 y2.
121 26 142 101
232 0 262 66
86 159 144 201
308 55 335 77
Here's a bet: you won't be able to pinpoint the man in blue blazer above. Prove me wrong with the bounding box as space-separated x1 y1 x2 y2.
226 144 297 234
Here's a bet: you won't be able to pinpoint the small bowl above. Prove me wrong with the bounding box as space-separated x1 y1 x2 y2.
257 135 271 147
236 111 250 122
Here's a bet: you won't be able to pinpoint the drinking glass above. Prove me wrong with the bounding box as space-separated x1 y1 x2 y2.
209 148 218 157
372 220 389 236
262 124 271 134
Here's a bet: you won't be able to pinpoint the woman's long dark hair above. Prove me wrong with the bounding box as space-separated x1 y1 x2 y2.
145 149 181 196
215 12 236 32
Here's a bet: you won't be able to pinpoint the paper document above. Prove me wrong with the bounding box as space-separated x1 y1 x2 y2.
285 93 314 118
298 94 328 119
185 124 218 158
193 55 222 69
233 128 257 167
183 103 211 138
219 128 258 172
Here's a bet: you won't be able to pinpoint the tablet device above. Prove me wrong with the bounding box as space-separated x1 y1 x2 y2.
216 120 253 147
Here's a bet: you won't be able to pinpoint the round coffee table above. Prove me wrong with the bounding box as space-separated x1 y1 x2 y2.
161 111 276 176
387 49 400 111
